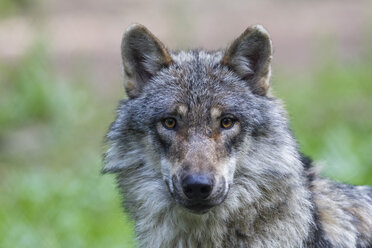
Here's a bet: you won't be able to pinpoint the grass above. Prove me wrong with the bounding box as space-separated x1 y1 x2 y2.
0 0 37 18
0 39 371 247
274 60 372 185
0 44 136 248
0 161 136 248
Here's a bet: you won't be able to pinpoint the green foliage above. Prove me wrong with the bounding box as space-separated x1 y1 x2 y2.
1 44 60 132
275 60 372 185
0 0 35 18
0 161 136 248
0 44 136 247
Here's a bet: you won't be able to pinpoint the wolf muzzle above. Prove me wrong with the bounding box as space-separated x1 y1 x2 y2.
171 172 228 214
181 174 214 200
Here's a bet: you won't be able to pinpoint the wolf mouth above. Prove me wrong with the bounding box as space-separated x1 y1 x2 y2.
176 197 225 214
183 202 215 214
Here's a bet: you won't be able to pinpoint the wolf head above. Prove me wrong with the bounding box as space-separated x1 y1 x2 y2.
104 24 301 214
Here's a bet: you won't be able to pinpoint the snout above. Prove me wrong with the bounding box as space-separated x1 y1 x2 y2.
182 174 214 200
171 173 228 214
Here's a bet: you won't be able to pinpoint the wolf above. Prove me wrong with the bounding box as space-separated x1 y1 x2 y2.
103 24 372 248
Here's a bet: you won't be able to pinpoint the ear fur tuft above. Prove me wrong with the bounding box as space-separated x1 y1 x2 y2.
121 24 172 98
221 25 273 96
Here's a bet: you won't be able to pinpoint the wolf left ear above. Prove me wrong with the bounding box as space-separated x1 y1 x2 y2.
221 25 272 96
121 24 173 98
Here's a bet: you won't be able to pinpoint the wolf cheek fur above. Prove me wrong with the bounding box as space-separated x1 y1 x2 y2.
103 24 372 248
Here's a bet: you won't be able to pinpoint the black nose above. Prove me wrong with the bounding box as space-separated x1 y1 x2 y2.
181 174 214 200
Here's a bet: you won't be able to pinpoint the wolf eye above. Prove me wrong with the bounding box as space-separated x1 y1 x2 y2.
220 118 235 129
162 118 177 130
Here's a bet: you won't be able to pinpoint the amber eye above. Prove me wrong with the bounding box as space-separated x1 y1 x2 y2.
162 118 177 130
220 118 234 129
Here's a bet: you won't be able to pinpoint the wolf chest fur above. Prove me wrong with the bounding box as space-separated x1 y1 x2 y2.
103 24 372 248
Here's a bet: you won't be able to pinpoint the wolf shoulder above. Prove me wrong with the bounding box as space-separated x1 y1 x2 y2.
309 173 372 247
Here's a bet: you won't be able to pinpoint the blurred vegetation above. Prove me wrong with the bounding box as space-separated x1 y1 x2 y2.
0 44 136 248
0 0 36 18
0 32 371 248
274 55 372 185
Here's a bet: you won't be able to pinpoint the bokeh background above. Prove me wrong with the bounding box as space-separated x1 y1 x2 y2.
1 0 372 247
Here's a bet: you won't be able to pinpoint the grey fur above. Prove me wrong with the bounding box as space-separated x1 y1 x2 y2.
103 24 372 248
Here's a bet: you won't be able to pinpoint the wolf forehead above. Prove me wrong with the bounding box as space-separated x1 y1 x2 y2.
139 51 252 110
124 63 269 133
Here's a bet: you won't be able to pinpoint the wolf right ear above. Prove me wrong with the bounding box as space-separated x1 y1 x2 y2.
221 25 273 96
121 24 173 98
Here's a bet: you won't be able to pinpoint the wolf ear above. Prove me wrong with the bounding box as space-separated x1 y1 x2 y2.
121 24 173 98
221 25 272 96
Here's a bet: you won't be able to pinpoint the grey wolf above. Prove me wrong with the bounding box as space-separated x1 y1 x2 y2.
103 24 372 247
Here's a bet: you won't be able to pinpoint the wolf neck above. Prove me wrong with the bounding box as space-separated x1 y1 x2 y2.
119 157 314 248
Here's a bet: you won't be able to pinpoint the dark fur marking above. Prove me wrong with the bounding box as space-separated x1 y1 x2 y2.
153 129 171 154
304 205 333 248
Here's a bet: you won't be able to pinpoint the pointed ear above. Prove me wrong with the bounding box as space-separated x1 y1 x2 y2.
121 24 173 98
221 25 273 96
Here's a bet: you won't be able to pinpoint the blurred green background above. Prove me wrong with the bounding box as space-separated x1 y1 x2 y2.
0 0 371 247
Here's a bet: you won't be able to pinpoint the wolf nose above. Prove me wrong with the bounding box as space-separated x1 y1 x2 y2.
182 174 214 200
